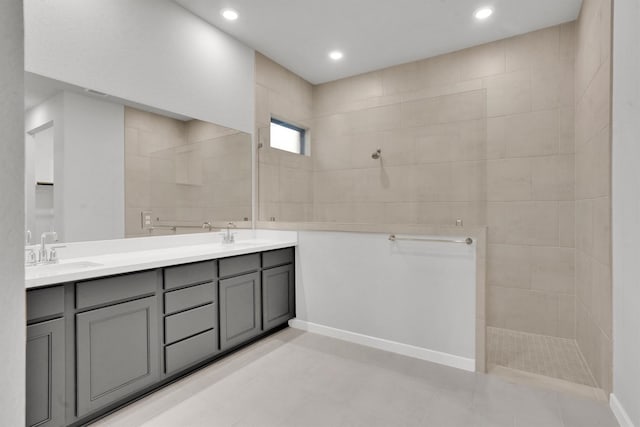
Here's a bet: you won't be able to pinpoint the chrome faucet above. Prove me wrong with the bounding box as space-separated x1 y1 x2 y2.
222 222 236 244
202 221 215 232
39 231 59 264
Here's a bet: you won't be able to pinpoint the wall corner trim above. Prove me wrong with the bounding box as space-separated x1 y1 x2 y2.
288 319 476 372
610 393 636 427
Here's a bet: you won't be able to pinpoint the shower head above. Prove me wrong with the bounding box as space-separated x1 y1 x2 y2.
371 149 382 160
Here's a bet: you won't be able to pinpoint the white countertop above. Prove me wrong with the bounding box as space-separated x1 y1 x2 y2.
26 231 297 289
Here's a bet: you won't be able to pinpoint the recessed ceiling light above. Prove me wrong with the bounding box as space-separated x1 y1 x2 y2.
474 7 493 20
329 51 344 61
221 8 239 21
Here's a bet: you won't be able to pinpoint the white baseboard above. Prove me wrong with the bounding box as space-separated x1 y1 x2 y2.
610 393 636 427
288 319 475 372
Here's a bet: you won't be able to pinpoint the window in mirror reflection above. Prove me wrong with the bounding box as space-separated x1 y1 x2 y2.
270 117 308 155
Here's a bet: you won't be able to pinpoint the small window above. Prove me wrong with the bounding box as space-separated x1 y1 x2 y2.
270 118 307 155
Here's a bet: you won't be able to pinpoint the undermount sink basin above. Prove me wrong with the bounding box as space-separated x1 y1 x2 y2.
26 261 104 275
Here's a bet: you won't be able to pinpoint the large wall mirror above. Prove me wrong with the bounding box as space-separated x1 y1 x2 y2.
25 72 253 244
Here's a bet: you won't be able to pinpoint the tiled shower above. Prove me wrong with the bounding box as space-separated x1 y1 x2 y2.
254 0 612 395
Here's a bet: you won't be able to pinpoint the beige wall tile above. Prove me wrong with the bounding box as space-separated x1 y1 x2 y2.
559 22 576 60
314 71 383 115
575 199 594 256
352 166 416 203
592 196 611 266
591 259 612 338
530 246 575 294
450 119 486 162
125 176 151 209
575 0 608 99
449 201 487 226
314 170 355 203
279 167 313 203
558 293 576 338
352 202 387 224
411 125 454 164
559 107 575 154
575 63 611 148
259 202 280 222
124 127 140 156
488 110 558 158
558 201 575 248
505 26 560 72
575 251 593 311
487 244 532 289
382 202 420 224
438 90 486 123
487 158 532 201
378 130 416 166
414 163 453 201
416 52 462 88
278 203 313 222
531 154 575 201
415 202 453 224
575 127 611 200
381 61 419 95
484 69 532 117
258 163 279 203
488 286 559 336
313 134 352 171
400 96 441 128
451 161 485 202
599 0 612 64
531 58 574 111
459 40 506 80
313 203 355 223
487 201 558 246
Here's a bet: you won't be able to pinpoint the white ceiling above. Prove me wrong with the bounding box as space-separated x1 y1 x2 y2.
175 0 583 84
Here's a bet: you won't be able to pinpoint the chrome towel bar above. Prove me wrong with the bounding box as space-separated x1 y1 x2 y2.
388 234 473 245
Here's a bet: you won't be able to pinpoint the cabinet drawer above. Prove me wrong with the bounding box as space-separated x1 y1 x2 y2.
164 260 217 290
262 247 294 269
27 286 65 323
165 329 217 374
164 282 215 315
76 270 157 310
165 303 216 345
219 253 260 278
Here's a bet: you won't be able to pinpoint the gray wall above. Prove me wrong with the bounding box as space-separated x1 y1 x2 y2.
612 0 640 424
0 0 25 425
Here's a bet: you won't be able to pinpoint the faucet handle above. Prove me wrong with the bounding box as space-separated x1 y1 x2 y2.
25 248 37 266
47 245 66 264
25 229 32 245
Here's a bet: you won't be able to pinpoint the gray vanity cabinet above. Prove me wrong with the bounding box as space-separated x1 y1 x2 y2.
219 272 262 350
26 318 65 427
75 296 160 418
26 285 65 427
25 246 295 426
262 264 295 331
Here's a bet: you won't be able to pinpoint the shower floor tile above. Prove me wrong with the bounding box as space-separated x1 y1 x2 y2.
487 327 597 387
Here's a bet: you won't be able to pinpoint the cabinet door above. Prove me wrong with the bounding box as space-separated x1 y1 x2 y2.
76 296 159 418
262 264 295 331
219 272 261 350
26 318 65 427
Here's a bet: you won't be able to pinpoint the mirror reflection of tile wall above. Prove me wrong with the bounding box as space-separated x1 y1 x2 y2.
125 107 252 237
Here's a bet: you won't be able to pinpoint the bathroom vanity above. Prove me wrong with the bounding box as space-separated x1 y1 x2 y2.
25 237 296 427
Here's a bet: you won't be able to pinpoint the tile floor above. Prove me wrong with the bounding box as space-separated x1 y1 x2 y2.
487 327 596 387
93 328 618 427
